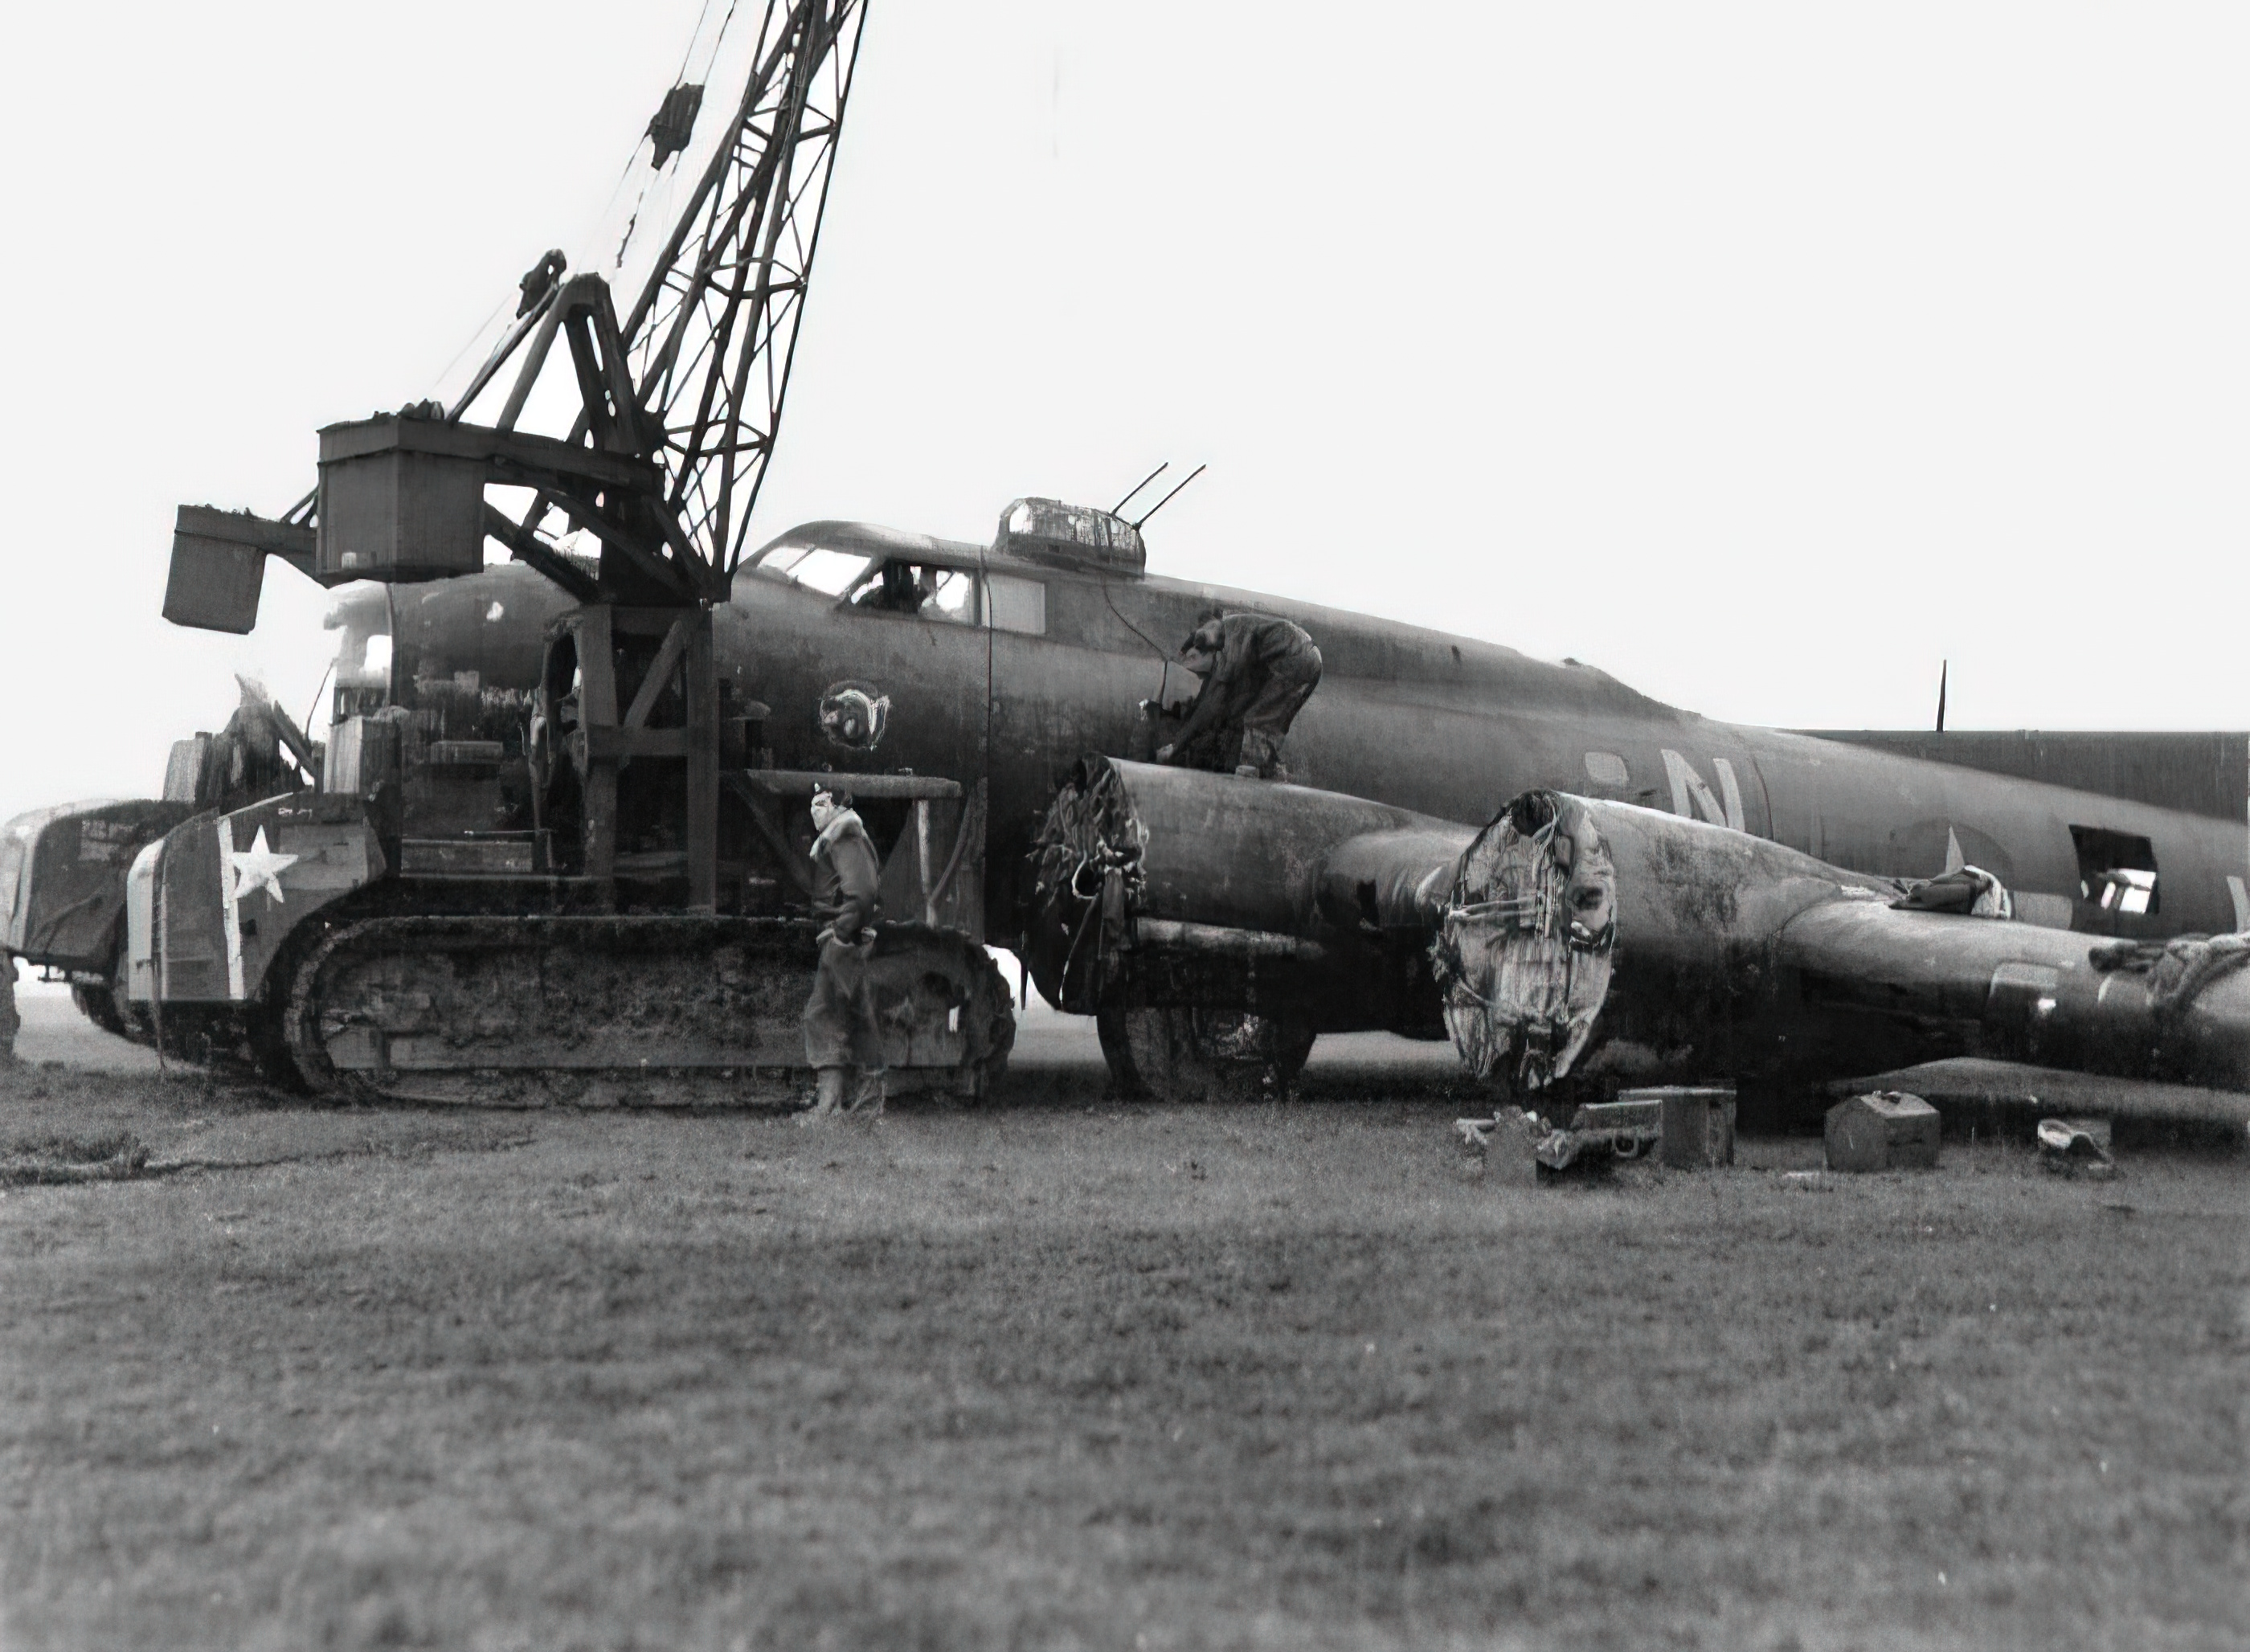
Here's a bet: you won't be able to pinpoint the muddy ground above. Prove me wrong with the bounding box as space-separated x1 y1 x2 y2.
0 988 2243 1651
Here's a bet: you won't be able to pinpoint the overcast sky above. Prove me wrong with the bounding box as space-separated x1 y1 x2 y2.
2 2 2245 828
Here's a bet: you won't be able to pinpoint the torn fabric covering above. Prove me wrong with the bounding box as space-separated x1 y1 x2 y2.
1892 864 2012 918
1433 790 1616 1090
2089 931 2250 1020
1026 760 1148 1007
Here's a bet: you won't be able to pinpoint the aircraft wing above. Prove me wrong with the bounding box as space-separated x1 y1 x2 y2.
1775 898 2250 1095
1822 1057 2250 1133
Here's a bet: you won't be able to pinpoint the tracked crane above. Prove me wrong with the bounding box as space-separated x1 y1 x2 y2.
140 0 1017 1102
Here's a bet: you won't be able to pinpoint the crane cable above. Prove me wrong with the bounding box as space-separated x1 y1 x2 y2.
423 0 744 403
615 0 742 270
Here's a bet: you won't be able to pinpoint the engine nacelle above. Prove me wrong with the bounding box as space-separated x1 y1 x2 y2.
1027 758 2250 1102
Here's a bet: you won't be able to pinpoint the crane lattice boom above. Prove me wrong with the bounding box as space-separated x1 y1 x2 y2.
620 0 867 583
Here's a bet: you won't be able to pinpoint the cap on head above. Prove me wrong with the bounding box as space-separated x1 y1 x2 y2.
1180 618 1225 658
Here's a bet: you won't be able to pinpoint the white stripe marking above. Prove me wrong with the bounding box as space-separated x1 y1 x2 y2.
217 828 245 1000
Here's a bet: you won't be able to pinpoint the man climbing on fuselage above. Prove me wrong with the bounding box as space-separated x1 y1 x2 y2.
800 787 886 1122
1156 612 1323 779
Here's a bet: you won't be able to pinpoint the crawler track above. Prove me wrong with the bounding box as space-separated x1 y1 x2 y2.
280 914 1012 1106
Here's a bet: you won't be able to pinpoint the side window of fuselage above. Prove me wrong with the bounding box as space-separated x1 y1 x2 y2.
2071 826 2158 916
982 574 1045 636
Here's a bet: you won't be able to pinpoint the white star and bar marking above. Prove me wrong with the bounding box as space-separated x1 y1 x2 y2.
230 827 300 905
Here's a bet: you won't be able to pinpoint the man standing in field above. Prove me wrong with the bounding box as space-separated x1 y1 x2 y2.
800 787 886 1121
1157 612 1323 779
0 950 18 1067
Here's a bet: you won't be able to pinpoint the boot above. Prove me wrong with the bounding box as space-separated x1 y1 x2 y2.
799 1066 849 1124
849 1066 887 1118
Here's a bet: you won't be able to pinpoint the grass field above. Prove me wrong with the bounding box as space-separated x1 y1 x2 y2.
1 996 2244 1651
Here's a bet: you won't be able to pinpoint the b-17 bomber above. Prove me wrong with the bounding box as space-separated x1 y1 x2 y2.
2 0 2244 1125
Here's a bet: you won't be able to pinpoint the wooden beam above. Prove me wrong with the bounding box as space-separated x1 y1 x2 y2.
590 285 654 457
620 613 694 731
685 609 718 912
723 771 812 894
448 287 555 424
726 769 963 801
562 310 617 451
543 490 698 603
481 505 599 603
574 607 618 897
584 726 690 760
495 298 567 433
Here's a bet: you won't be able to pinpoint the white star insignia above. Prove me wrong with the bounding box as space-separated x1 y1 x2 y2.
231 826 300 905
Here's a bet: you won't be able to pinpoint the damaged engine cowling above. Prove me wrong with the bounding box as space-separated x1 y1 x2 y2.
1442 789 2250 1096
1434 791 1617 1089
1024 756 1467 1036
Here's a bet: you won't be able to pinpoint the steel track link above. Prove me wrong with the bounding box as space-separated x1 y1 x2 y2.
283 913 1013 1107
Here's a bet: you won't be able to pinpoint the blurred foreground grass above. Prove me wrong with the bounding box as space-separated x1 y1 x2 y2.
0 1055 2242 1652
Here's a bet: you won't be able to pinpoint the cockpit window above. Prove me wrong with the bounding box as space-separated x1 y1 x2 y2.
847 559 974 624
761 548 980 626
762 546 877 598
926 570 975 623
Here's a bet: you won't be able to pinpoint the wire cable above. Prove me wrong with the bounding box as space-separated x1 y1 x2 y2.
420 291 512 404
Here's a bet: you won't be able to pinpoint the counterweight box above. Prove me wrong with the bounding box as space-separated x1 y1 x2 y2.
164 505 316 633
317 416 488 582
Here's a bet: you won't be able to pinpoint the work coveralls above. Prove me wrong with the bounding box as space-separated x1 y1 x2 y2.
801 808 886 1110
1168 614 1323 778
0 951 18 1066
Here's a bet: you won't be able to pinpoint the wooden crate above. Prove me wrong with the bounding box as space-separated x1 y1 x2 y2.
1616 1086 1737 1168
1825 1091 1941 1172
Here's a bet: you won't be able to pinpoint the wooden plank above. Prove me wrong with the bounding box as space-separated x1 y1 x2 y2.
730 769 963 801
